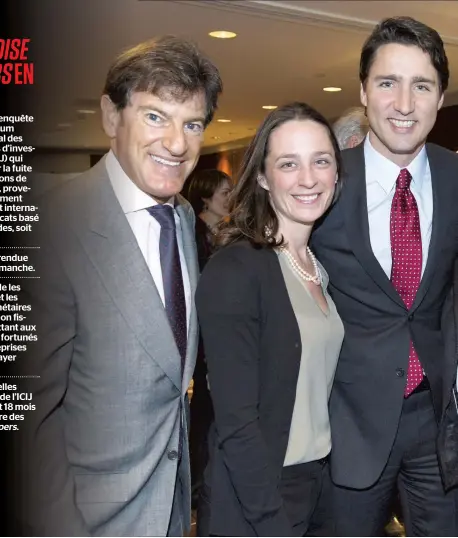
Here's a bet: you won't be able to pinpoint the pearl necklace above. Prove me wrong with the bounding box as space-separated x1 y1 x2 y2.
279 245 322 286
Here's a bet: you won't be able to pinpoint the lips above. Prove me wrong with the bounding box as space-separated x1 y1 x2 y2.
151 155 182 167
389 119 416 128
293 194 319 203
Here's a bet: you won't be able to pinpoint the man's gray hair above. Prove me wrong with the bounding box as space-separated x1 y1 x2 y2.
333 107 369 149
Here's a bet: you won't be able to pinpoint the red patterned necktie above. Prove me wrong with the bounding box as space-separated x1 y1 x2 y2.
390 168 424 397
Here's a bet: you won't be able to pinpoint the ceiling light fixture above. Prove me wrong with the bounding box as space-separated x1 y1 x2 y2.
217 119 231 123
77 109 96 114
209 30 237 39
262 105 277 110
323 87 342 92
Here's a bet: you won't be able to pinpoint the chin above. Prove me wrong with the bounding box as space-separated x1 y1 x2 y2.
145 187 179 201
153 181 185 198
297 210 323 224
387 142 422 155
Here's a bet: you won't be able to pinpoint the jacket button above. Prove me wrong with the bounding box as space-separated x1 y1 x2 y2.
396 368 405 378
408 314 414 321
168 450 178 461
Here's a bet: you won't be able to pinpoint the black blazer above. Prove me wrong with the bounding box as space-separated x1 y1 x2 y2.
195 242 303 537
312 142 458 489
195 216 214 272
193 217 214 387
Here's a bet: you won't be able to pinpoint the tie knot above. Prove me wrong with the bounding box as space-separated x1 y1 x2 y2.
396 168 412 190
147 204 176 230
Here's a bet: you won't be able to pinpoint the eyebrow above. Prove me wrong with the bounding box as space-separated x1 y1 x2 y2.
139 105 169 117
374 74 437 85
138 105 205 123
412 76 437 85
274 151 332 163
275 153 299 162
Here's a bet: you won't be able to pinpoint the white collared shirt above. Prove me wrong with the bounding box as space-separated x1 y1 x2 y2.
106 150 191 333
364 135 433 277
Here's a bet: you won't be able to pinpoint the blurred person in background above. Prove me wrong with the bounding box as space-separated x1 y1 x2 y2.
186 169 232 510
333 106 369 149
187 169 232 269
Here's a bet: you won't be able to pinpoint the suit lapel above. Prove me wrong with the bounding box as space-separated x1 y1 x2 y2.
411 144 445 311
75 158 182 390
342 145 405 308
176 197 199 393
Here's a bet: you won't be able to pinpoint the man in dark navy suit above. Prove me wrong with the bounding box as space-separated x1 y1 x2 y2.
313 16 458 536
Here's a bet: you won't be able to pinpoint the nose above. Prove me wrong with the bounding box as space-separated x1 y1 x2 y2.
394 85 414 116
162 124 187 156
298 167 318 189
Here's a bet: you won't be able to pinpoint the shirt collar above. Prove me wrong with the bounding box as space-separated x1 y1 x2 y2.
106 149 174 214
364 134 428 194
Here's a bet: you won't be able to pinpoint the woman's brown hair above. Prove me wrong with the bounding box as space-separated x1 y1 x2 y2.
187 169 231 216
218 102 343 248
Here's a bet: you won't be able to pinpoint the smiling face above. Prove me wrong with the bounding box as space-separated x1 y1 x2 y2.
361 43 444 167
260 119 337 234
101 90 207 202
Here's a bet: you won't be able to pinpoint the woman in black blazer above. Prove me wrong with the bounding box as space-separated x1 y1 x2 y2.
195 103 344 536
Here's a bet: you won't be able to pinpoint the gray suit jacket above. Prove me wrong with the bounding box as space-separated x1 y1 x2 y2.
312 143 458 489
15 156 199 536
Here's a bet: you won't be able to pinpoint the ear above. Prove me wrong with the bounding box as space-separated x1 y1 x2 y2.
101 95 121 139
438 92 445 111
360 82 368 107
257 174 270 191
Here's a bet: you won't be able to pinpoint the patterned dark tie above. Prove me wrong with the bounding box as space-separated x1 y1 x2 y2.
390 168 424 397
147 204 187 374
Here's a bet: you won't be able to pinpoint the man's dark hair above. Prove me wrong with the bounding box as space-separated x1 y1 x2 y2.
103 35 223 126
360 16 449 92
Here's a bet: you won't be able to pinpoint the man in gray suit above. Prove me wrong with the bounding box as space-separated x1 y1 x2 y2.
14 36 222 536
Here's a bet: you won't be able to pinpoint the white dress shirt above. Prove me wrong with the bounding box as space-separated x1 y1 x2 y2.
106 150 191 333
364 135 433 277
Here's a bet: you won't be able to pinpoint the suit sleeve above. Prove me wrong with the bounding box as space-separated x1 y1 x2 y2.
441 259 458 401
195 248 293 537
14 239 90 536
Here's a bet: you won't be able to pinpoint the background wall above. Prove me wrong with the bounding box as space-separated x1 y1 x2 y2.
183 145 249 198
29 151 96 173
428 105 458 151
29 103 457 180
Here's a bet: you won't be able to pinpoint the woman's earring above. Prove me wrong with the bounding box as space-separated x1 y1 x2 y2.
264 225 274 243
